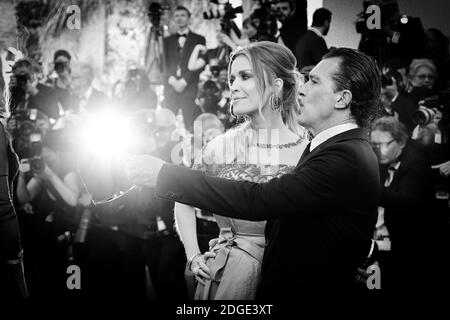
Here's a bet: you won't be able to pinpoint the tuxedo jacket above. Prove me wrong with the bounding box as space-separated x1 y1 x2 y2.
156 128 380 298
163 31 205 95
295 30 328 69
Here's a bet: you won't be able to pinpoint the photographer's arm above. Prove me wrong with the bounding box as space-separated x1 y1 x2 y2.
16 173 41 205
46 170 81 207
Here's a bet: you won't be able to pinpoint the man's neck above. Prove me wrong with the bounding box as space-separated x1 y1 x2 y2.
311 26 324 36
178 27 189 34
308 117 355 138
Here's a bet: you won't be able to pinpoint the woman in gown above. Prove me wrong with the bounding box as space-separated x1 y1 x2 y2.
175 41 308 300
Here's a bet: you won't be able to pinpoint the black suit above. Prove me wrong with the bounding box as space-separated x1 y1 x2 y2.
163 31 206 128
70 88 109 113
379 143 436 289
295 30 328 69
155 128 380 298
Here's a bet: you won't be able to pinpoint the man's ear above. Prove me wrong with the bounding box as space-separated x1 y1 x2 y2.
335 90 352 110
274 78 284 95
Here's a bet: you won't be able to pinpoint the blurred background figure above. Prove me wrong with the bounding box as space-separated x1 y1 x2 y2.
69 63 109 114
112 65 157 113
163 6 206 130
295 8 332 70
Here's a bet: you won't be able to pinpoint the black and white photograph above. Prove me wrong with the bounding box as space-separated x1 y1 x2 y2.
0 0 449 316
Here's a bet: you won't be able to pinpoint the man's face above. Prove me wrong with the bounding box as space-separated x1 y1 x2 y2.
297 58 341 134
411 66 436 89
275 2 292 21
229 55 268 117
370 130 404 165
174 9 190 29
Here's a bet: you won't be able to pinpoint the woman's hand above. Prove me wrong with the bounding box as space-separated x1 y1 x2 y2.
190 251 216 285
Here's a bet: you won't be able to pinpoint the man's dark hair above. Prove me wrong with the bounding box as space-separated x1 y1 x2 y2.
312 8 332 27
323 47 381 128
174 5 190 17
53 49 71 62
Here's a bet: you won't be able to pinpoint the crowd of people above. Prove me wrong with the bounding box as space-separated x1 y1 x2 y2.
0 0 449 301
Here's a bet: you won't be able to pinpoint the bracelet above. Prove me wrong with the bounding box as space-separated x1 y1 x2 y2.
187 252 202 271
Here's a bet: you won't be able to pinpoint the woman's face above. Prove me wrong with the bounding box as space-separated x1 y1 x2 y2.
411 66 436 89
229 55 267 116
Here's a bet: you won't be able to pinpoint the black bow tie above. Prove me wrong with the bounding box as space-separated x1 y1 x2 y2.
177 33 187 38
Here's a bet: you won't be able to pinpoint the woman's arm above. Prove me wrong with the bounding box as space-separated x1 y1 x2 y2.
16 172 41 205
174 202 201 258
41 168 81 207
188 44 207 71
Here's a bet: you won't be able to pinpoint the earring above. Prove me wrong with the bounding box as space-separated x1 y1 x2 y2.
230 103 237 118
270 94 282 111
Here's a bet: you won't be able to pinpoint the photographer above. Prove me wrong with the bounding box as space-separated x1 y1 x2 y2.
45 50 72 111
8 59 62 121
370 117 439 290
357 0 426 65
276 0 307 53
16 132 81 208
379 67 417 133
15 130 81 297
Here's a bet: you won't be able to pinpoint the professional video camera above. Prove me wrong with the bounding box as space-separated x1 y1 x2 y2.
203 0 242 36
413 91 450 126
147 1 170 28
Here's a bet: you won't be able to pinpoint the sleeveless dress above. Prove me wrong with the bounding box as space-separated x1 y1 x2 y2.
193 162 295 300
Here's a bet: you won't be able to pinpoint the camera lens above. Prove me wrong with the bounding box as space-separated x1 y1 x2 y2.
30 158 45 174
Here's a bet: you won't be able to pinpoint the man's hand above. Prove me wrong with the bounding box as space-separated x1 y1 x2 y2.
126 155 166 187
172 78 187 93
432 161 450 177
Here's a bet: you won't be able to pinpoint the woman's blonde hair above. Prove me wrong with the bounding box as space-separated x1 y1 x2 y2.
195 41 306 165
227 41 304 135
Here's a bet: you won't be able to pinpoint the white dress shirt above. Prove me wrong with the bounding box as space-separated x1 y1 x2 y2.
310 122 359 151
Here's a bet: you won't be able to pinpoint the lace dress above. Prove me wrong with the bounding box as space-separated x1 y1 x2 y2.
194 163 295 300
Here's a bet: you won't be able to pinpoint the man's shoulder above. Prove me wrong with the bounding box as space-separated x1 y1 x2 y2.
189 31 206 41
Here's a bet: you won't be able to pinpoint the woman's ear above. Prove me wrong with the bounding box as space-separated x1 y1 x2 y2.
274 78 284 95
335 90 352 110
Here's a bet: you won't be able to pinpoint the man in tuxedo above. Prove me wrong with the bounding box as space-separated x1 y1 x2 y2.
163 6 206 129
126 48 381 298
69 63 108 113
295 8 331 69
370 117 441 290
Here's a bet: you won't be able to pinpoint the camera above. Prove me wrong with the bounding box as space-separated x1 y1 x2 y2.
54 61 68 74
148 2 170 28
15 73 30 87
203 1 242 36
412 94 449 126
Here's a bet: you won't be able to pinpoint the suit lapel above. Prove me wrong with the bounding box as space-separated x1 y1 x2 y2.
295 128 369 168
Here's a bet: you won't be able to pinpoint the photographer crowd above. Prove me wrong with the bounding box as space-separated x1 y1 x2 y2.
0 0 449 300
